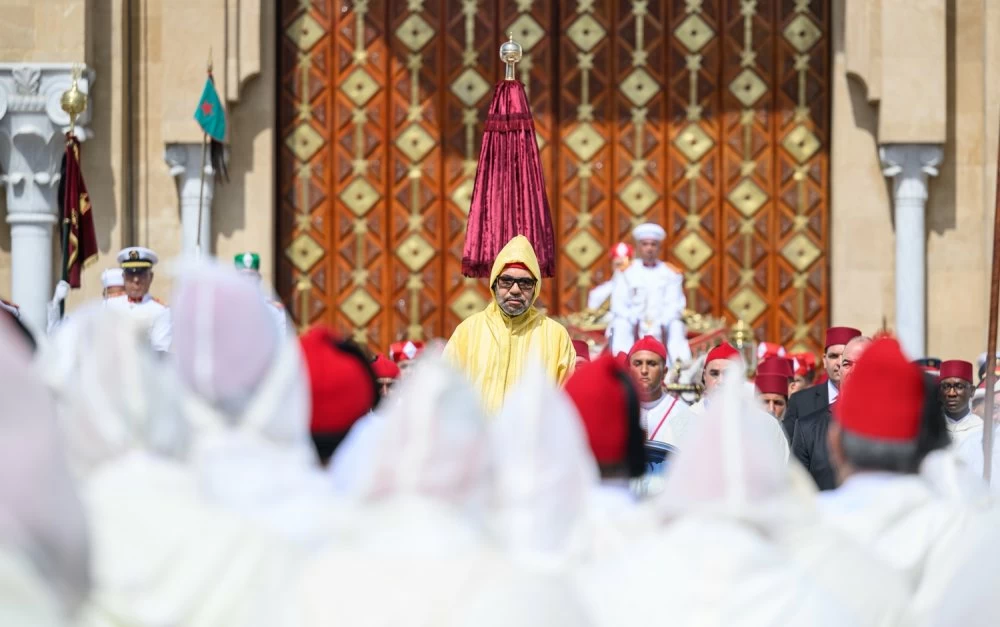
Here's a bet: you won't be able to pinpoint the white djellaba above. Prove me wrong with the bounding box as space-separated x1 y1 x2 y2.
0 315 89 627
573 360 909 627
38 304 300 627
295 351 593 627
170 259 344 551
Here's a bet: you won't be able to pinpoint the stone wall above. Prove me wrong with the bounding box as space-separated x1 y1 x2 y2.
0 0 275 310
831 0 997 364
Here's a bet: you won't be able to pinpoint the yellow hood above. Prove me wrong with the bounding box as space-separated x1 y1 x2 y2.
489 236 542 307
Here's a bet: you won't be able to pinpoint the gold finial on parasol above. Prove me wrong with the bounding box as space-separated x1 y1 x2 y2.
499 33 522 81
60 65 86 137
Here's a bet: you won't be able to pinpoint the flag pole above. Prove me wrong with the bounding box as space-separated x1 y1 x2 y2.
58 64 86 317
982 107 1000 484
195 130 208 258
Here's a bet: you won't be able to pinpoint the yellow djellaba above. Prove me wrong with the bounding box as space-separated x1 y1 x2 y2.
444 236 575 414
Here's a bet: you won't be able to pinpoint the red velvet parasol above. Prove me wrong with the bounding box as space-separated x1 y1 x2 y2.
462 38 555 278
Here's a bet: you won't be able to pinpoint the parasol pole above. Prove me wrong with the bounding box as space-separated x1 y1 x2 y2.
982 108 1000 484
194 53 213 259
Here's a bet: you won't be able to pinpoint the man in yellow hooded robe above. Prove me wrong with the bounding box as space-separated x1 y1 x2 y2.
444 236 575 414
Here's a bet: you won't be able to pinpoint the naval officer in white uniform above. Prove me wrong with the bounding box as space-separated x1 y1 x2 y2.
118 246 171 351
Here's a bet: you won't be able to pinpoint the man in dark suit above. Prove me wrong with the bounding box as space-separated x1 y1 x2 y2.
783 326 862 441
792 330 868 490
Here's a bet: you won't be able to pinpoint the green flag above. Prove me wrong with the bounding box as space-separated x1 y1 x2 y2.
194 74 226 142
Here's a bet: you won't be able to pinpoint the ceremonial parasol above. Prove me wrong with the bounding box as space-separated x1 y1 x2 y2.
462 35 556 278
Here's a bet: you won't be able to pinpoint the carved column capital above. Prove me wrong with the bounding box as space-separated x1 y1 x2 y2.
165 142 215 256
879 144 944 202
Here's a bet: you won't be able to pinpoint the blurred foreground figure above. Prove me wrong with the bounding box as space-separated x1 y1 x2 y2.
297 353 591 627
39 306 299 627
444 235 574 413
0 315 90 626
819 337 1000 625
234 252 289 336
171 261 342 550
574 361 906 626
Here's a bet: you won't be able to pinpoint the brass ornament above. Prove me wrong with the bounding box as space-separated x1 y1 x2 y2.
287 12 325 51
340 289 381 327
341 68 379 107
729 68 767 108
727 178 768 217
674 13 715 53
500 34 524 80
565 230 604 269
450 68 491 107
620 67 657 107
727 287 767 323
781 233 822 272
782 125 821 163
396 232 435 272
673 231 713 271
564 123 606 161
566 14 607 52
396 14 436 52
339 178 381 217
395 124 436 162
619 178 660 216
674 123 714 162
783 14 822 53
508 14 545 51
450 289 488 320
285 232 325 273
285 124 325 161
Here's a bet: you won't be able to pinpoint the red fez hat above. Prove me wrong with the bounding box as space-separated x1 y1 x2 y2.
756 342 786 362
825 326 862 349
565 355 632 465
388 340 424 363
371 354 400 379
755 374 789 397
628 335 667 361
706 342 741 365
572 339 590 362
789 352 817 376
610 242 634 261
939 360 973 383
757 357 794 379
834 337 924 441
299 326 378 434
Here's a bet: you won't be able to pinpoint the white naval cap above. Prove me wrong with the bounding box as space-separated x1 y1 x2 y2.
101 268 125 289
117 246 158 271
631 222 666 242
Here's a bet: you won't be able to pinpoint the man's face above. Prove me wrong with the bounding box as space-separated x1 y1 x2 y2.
104 286 125 299
629 350 665 400
838 342 869 387
377 377 395 398
972 392 1000 421
824 343 846 384
760 393 787 420
703 358 730 395
398 360 414 375
789 374 808 395
940 377 972 416
494 267 535 317
637 239 661 264
123 270 153 300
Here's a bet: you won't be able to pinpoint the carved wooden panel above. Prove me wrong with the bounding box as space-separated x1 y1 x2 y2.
277 0 831 355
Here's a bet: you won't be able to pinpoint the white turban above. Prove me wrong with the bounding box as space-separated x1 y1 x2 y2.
631 222 666 242
100 268 124 289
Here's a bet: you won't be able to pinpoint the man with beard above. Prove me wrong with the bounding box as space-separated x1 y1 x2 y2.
444 235 575 414
782 327 861 440
793 334 872 490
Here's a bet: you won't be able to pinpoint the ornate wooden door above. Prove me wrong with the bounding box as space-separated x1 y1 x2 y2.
277 0 831 354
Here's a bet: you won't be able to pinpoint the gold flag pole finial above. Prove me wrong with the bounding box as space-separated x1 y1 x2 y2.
60 64 86 139
500 33 522 81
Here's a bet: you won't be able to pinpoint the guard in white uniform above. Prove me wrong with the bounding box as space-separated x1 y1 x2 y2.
234 252 289 336
607 223 691 363
46 269 129 334
626 335 695 447
117 246 171 351
939 359 980 448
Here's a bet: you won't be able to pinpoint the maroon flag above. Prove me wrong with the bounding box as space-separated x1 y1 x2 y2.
59 135 99 287
462 80 556 278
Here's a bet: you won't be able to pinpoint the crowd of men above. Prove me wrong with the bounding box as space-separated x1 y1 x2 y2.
3 226 1000 626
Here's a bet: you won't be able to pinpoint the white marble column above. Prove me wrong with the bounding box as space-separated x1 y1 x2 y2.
880 144 943 359
165 142 215 257
0 64 93 333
